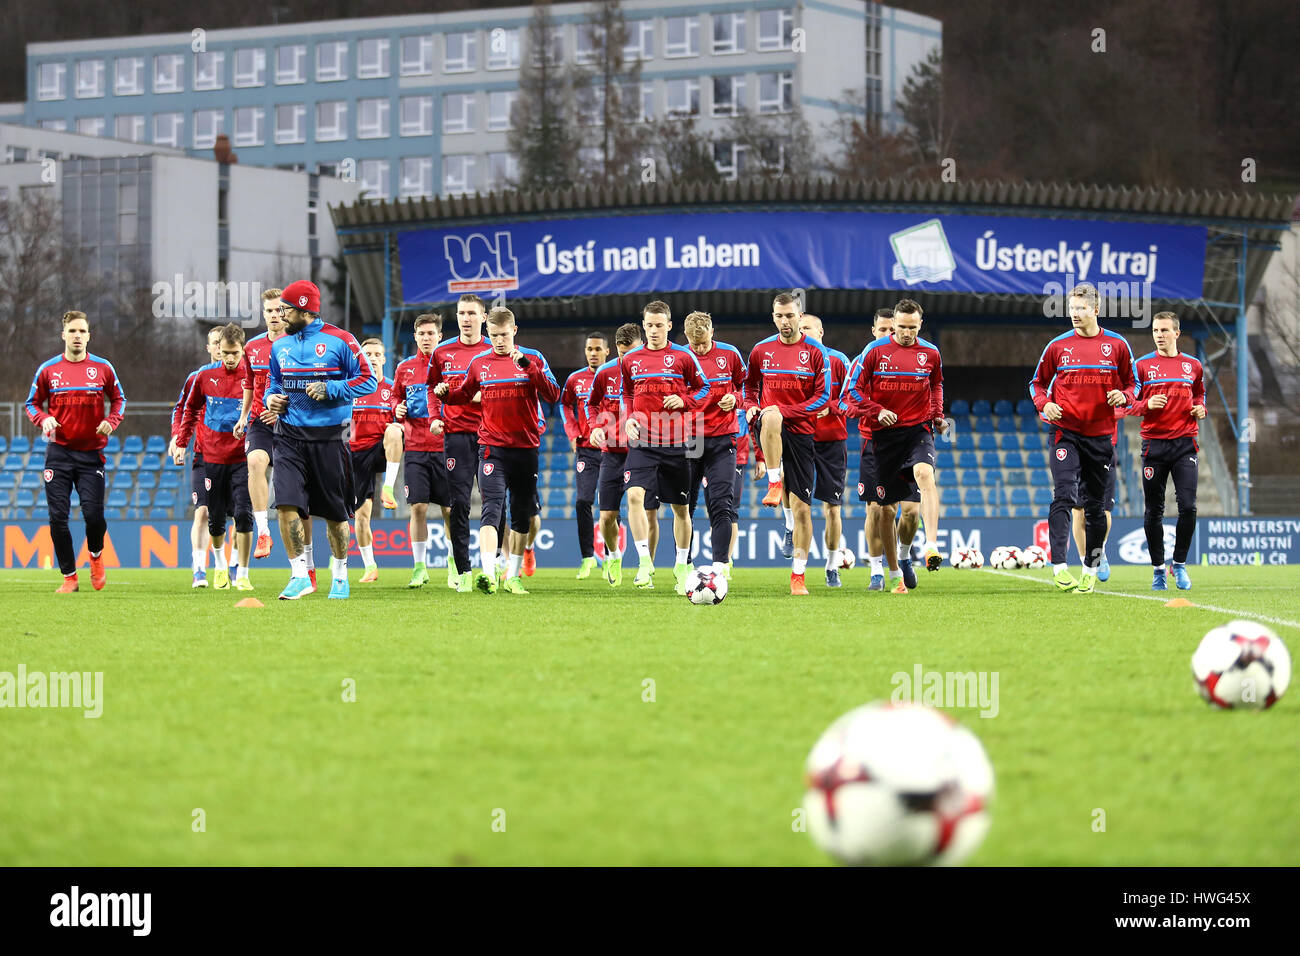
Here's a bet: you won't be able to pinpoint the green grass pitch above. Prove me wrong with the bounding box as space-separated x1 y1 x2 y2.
1 563 1296 865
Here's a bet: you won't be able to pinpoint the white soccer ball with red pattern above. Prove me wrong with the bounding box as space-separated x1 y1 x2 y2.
837 548 856 571
1021 545 1049 569
683 567 728 605
1192 620 1291 710
990 546 1025 570
949 547 983 569
803 702 994 866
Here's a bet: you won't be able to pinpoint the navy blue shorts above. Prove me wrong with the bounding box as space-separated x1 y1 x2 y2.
687 434 738 521
869 424 935 506
444 431 480 512
813 439 848 505
205 460 252 536
598 451 660 513
244 418 275 462
350 440 387 509
43 443 106 524
404 450 448 507
272 435 353 523
625 444 691 507
574 446 601 505
190 453 207 508
479 445 539 534
1141 437 1198 513
1051 428 1113 513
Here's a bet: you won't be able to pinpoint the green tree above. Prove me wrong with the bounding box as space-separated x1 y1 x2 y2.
508 0 584 190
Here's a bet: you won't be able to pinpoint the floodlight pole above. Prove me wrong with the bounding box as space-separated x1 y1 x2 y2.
383 231 395 362
1236 232 1250 516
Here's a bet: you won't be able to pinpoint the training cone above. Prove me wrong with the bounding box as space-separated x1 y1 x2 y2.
234 598 264 608
1164 598 1194 608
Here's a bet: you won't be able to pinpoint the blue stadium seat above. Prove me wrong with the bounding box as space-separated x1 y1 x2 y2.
1032 488 1053 506
1022 433 1044 451
1009 488 1031 506
979 451 1001 469
0 436 6 454
105 435 121 454
1010 506 1033 518
545 488 567 509
949 399 970 416
11 436 30 454
1025 451 1047 468
111 473 133 490
154 489 177 509
0 473 13 489
1015 399 1036 416
982 470 1002 487
145 435 167 454
149 508 171 520
1019 414 1042 433
20 472 42 490
993 416 1016 434
967 505 987 518
971 400 992 416
14 490 35 508
131 490 151 508
140 455 161 471
962 487 984 505
973 416 994 433
159 472 181 490
998 433 1021 450
107 489 129 508
941 487 961 507
117 454 139 471
3 454 24 471
1031 469 1050 487
137 472 157 489
0 490 9 509
954 433 975 451
33 434 48 452
126 508 142 520
1003 451 1024 469
934 450 954 471
30 505 48 521
956 451 978 469
958 469 980 486
977 434 999 451
1004 470 1027 485
123 435 144 454
102 508 123 521
993 399 1014 416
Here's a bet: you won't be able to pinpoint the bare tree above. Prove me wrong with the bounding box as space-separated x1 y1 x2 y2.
722 108 816 181
572 0 648 187
643 116 724 185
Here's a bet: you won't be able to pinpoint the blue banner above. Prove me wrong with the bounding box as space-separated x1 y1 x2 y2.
398 211 1207 304
4 517 1296 570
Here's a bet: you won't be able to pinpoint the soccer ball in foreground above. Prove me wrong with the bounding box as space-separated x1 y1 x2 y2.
1021 545 1049 568
837 548 856 571
803 702 994 866
683 568 728 605
1192 620 1291 709
989 546 1024 570
949 547 984 569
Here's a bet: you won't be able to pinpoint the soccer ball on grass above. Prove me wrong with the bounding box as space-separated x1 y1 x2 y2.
683 567 728 605
1192 620 1291 709
1020 545 1049 568
989 546 1025 570
949 547 984 569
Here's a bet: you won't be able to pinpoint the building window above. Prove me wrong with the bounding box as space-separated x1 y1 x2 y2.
631 82 653 123
625 21 654 61
712 75 745 116
576 84 604 126
399 95 433 136
115 114 146 142
357 97 390 139
486 152 517 190
443 92 476 134
316 41 348 81
234 48 267 87
444 31 477 72
529 27 564 67
234 106 265 146
154 54 184 93
666 78 700 117
758 9 794 51
275 103 306 143
193 109 223 148
193 51 224 90
76 116 106 137
400 157 432 198
713 140 745 179
400 35 433 75
37 62 66 100
316 101 347 141
665 16 699 57
114 56 144 95
40 118 68 131
276 44 306 84
359 159 390 199
153 112 184 146
442 154 476 196
759 72 793 113
575 24 598 66
487 90 516 131
712 13 747 54
486 27 520 70
358 37 390 78
119 181 138 244
75 59 105 98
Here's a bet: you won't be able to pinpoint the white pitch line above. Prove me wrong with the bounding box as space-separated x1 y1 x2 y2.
978 567 1300 632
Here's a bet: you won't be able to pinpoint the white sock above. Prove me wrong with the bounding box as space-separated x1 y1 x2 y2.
868 554 882 574
1053 562 1067 573
792 557 807 574
384 462 399 486
634 538 650 560
289 553 308 578
608 545 623 560
768 466 782 485
236 564 249 580
508 553 523 578
413 540 427 565
254 511 269 536
826 549 838 571
783 508 794 531
675 547 689 564
898 541 911 562
712 560 728 574
330 555 347 580
890 567 902 579
1154 564 1166 571
304 548 315 570
360 545 375 567
193 548 206 572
